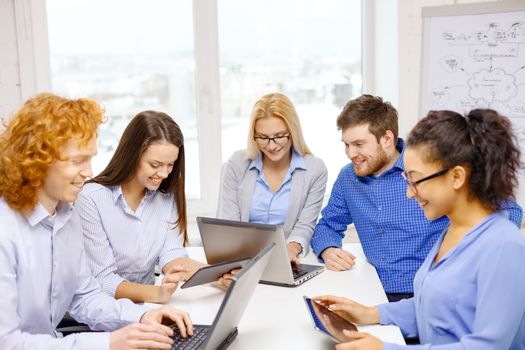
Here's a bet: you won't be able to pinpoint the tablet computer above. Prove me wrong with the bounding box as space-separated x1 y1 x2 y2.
181 257 251 289
303 296 358 343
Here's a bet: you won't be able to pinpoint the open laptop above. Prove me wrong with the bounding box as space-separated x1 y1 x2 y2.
171 242 275 350
197 217 324 287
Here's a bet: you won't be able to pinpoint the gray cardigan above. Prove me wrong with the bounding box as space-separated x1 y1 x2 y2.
216 150 328 256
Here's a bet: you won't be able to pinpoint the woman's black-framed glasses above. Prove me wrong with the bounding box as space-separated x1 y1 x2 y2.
253 134 290 147
401 168 449 194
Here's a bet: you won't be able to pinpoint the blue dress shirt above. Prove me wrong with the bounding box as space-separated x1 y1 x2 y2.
249 150 306 226
0 198 147 350
310 139 523 293
77 184 188 297
378 213 525 349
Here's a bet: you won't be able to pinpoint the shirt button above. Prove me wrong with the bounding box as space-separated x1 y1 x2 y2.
378 206 382 211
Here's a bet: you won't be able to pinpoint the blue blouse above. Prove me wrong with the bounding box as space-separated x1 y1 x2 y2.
378 213 525 349
248 150 305 225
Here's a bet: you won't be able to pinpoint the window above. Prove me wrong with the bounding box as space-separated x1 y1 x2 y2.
46 0 201 199
43 0 363 217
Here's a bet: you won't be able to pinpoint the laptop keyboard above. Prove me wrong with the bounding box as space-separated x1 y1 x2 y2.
171 324 209 350
291 264 309 279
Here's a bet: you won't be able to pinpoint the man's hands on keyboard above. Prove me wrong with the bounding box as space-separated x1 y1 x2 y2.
171 325 209 350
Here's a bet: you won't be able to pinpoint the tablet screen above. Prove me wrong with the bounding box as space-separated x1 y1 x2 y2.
303 296 357 343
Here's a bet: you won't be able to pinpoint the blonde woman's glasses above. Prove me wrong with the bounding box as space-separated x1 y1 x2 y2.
253 134 290 147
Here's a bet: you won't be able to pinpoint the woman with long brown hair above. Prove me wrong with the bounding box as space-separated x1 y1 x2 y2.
77 111 203 303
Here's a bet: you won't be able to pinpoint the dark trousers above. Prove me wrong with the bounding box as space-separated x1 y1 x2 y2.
386 292 413 303
57 314 92 336
386 292 420 345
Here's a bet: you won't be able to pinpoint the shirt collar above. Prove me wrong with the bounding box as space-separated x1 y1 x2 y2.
290 149 306 172
249 149 306 173
111 185 156 205
26 201 73 227
111 185 124 204
391 138 406 172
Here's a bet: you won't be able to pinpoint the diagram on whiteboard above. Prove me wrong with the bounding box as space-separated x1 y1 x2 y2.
421 7 525 205
422 11 525 129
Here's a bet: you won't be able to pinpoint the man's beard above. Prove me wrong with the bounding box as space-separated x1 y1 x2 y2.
354 147 389 177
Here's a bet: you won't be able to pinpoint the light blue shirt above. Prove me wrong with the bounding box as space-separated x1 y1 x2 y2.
77 184 188 297
248 150 306 225
378 213 525 349
0 198 147 350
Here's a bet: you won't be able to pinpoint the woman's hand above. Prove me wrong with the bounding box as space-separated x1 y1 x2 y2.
287 242 302 265
157 264 187 303
216 268 242 289
335 330 383 350
313 295 379 325
165 257 206 281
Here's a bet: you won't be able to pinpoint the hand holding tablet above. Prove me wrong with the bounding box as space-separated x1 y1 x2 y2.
303 296 357 343
181 257 251 289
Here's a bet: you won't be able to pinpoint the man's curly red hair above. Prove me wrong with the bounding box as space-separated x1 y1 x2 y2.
0 93 104 214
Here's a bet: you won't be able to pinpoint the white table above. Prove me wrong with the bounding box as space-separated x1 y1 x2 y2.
148 243 405 349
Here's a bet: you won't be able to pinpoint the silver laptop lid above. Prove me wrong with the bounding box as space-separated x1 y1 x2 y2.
197 217 296 285
203 243 275 350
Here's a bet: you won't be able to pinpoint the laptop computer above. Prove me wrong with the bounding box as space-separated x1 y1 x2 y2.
171 243 275 350
196 217 324 287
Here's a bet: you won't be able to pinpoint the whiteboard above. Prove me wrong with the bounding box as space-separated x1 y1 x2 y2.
420 1 525 208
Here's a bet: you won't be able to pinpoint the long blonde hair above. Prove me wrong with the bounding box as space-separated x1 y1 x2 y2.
245 92 311 160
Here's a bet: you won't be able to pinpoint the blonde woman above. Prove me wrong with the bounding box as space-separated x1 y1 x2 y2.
217 92 327 263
